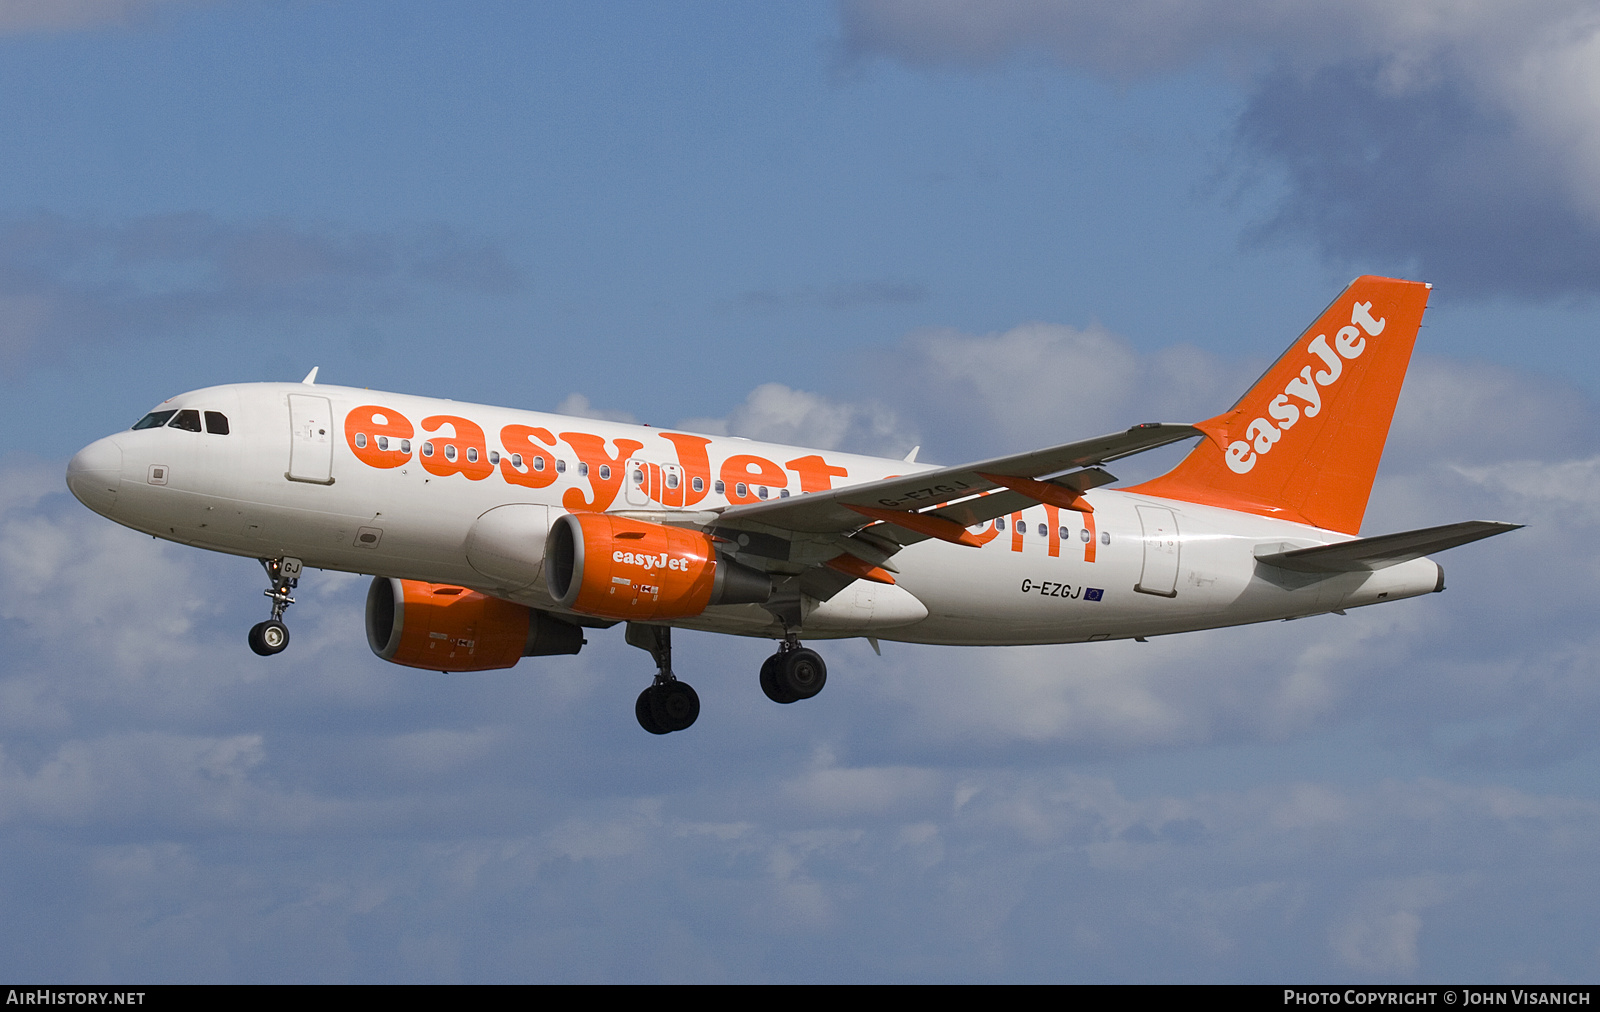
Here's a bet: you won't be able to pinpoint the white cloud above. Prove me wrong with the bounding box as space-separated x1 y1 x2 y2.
678 382 913 455
0 0 181 35
841 0 1600 296
883 321 1235 462
1329 873 1462 974
842 1 1599 79
5 336 1600 979
553 392 638 424
0 213 520 370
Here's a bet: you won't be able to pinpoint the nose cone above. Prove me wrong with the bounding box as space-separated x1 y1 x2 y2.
67 436 122 515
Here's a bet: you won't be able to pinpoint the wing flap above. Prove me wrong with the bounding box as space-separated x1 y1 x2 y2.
1254 520 1521 573
715 424 1198 536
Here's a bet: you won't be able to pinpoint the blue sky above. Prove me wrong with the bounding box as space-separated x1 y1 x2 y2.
4 0 1600 982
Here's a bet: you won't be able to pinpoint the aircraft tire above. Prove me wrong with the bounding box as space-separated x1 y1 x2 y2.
636 687 669 734
248 620 290 656
649 680 700 732
760 653 797 704
777 648 826 701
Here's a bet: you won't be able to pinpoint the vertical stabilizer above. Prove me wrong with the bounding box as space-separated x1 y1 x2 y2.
1124 276 1431 535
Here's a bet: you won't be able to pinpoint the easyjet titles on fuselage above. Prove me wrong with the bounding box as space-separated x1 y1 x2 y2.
342 403 857 513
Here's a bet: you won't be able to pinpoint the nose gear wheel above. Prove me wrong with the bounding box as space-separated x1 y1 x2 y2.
248 557 301 657
248 619 290 656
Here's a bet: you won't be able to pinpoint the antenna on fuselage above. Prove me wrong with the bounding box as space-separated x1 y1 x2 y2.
301 367 319 385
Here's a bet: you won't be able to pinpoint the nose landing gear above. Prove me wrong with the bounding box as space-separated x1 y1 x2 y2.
626 623 700 734
248 556 301 657
759 636 827 704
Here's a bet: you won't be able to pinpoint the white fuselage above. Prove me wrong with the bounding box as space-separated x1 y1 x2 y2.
66 382 1442 645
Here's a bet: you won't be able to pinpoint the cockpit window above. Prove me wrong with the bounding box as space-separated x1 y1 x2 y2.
168 409 203 432
132 410 177 430
204 411 229 435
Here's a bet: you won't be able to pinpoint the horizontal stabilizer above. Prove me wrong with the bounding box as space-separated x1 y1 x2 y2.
1254 521 1521 573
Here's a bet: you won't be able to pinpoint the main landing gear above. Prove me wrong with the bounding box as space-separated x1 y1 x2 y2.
759 636 827 704
623 626 829 734
248 556 301 657
626 623 700 735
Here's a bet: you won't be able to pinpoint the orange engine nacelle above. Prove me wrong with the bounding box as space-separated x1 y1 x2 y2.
366 577 584 672
545 513 771 621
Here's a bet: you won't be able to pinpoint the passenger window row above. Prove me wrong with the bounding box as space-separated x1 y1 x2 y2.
994 516 1110 544
346 434 792 501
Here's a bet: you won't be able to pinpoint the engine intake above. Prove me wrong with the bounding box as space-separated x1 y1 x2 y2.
545 512 771 621
366 577 584 671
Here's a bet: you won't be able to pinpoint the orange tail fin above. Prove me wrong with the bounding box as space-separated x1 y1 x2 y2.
1124 276 1431 535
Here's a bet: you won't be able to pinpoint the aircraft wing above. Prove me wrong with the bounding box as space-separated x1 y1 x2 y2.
1254 520 1522 573
712 422 1201 541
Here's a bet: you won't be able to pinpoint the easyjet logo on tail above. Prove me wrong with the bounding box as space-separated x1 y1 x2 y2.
1224 300 1387 475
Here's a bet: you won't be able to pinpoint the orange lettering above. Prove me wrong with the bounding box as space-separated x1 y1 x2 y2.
345 404 414 469
786 454 849 494
1045 504 1060 558
420 415 495 480
561 432 644 511
1010 512 1025 553
1082 511 1097 563
658 433 713 507
499 424 560 489
721 454 787 504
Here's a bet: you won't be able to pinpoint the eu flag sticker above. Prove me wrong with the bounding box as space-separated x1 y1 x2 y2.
1084 588 1104 602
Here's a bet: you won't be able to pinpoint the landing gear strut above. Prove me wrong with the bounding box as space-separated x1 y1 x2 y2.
248 556 301 657
759 635 827 704
626 623 700 735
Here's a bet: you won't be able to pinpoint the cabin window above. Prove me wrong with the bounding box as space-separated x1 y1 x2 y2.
168 409 203 432
444 444 458 462
735 482 748 498
666 472 680 489
714 480 725 494
377 436 389 451
779 488 789 498
400 439 411 454
757 486 769 500
468 447 480 463
529 455 541 471
1037 524 1048 538
354 432 368 449
1079 528 1090 543
421 442 434 457
599 464 611 480
1100 531 1110 545
692 476 704 492
996 517 1005 531
204 411 229 435
486 450 497 465
556 459 567 473
632 468 644 485
132 410 177 430
578 462 589 477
